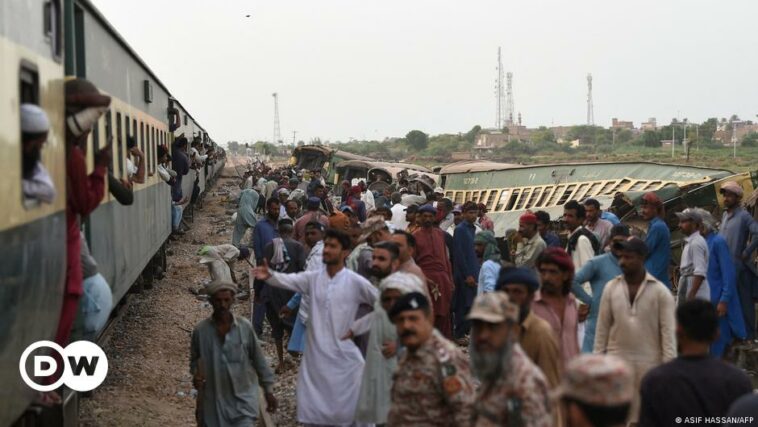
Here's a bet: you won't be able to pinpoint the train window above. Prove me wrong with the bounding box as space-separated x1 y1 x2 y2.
574 183 591 202
504 189 520 211
133 119 139 152
116 112 124 178
151 127 156 173
495 190 510 211
184 115 188 126
92 117 100 151
104 111 113 171
586 181 604 198
20 64 40 104
547 185 566 206
125 115 130 138
598 180 616 195
536 187 552 207
44 0 63 61
526 187 542 209
642 181 661 191
609 179 630 193
73 5 86 77
485 190 497 211
557 184 576 206
453 192 463 205
140 122 145 155
515 188 531 210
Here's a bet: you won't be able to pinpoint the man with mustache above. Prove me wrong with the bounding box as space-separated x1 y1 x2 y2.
594 237 675 425
191 281 277 427
388 292 475 426
20 104 56 204
468 292 552 426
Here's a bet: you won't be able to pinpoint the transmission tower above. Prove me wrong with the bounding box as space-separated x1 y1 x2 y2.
506 72 514 126
272 92 281 144
495 47 505 129
586 74 594 126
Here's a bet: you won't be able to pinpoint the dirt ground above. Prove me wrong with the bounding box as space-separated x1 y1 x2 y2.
80 168 299 426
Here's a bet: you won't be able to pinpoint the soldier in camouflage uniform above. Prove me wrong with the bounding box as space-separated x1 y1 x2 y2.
468 292 553 427
387 292 475 426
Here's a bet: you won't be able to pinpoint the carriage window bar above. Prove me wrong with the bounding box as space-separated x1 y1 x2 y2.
115 112 124 178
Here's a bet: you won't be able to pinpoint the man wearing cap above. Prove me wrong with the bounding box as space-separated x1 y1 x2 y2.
359 180 376 213
676 208 711 304
59 79 112 353
293 196 329 246
20 103 56 204
572 224 629 353
514 212 547 269
718 180 758 339
307 169 324 197
584 198 614 249
452 201 481 341
343 185 367 223
594 237 676 423
699 208 747 357
254 229 378 426
555 354 633 427
497 267 562 389
190 280 277 427
350 273 426 425
414 204 455 338
639 300 752 427
388 292 476 426
640 192 672 288
534 247 580 365
468 292 553 427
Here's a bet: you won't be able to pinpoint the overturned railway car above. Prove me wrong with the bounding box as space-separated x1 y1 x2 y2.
1 1 222 425
440 160 757 236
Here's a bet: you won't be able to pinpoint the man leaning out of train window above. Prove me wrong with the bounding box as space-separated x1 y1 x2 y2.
20 104 57 205
126 136 146 185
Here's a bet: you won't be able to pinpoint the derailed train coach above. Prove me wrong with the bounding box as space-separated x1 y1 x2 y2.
440 160 758 238
0 1 222 425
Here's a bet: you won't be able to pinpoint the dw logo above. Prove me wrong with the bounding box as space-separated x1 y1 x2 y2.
19 341 108 392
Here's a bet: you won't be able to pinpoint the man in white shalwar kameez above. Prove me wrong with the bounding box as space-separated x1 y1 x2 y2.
254 228 378 426
346 272 426 425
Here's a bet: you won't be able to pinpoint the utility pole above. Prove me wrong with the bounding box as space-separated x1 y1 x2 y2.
292 130 297 146
586 74 594 126
272 92 281 145
671 125 676 158
731 121 741 159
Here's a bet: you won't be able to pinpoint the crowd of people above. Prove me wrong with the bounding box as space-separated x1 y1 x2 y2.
189 157 758 426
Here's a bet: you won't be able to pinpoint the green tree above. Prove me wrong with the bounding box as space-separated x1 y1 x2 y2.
742 132 758 147
530 126 556 144
464 125 482 144
616 129 633 144
405 130 429 151
640 130 661 147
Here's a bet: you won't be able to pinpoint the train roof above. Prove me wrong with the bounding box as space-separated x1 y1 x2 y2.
293 145 374 162
440 159 734 177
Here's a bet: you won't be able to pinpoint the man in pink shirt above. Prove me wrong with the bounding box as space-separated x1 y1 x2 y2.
532 247 580 365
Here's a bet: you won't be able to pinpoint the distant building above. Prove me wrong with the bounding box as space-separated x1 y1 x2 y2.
475 130 509 149
641 118 657 131
549 126 573 141
713 123 758 145
611 118 634 130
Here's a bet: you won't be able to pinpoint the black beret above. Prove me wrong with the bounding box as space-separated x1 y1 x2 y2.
388 292 430 320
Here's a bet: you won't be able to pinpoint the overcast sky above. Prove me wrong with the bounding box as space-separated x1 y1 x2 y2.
92 0 758 144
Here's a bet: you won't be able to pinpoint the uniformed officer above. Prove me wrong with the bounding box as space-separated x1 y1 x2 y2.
387 292 475 426
468 291 553 427
553 354 633 427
